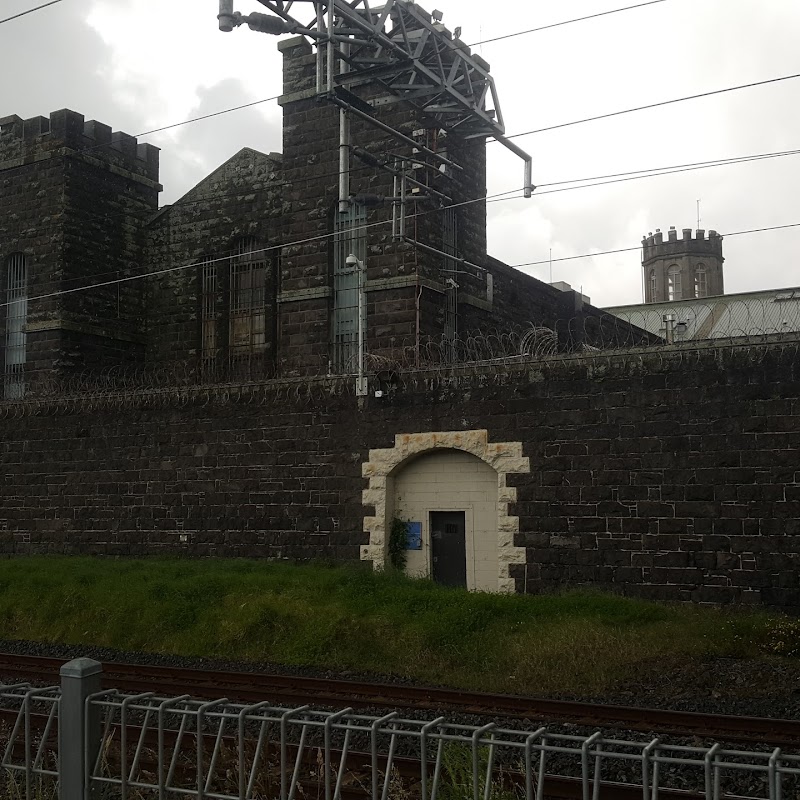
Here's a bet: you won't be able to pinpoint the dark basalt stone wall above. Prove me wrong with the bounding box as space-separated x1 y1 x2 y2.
1 338 799 609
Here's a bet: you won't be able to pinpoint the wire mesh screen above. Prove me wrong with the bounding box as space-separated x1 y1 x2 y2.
333 203 367 373
3 252 27 401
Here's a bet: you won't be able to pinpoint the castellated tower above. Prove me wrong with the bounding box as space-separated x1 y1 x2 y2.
641 226 724 303
0 109 160 396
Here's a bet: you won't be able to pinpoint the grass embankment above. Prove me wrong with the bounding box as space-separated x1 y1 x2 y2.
0 557 791 695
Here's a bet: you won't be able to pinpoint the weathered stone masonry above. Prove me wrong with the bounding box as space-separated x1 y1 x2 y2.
2 338 799 608
0 110 160 387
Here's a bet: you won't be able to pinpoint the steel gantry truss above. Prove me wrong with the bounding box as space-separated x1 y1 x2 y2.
218 0 534 197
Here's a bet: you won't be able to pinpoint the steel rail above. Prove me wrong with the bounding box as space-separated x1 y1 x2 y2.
0 652 797 747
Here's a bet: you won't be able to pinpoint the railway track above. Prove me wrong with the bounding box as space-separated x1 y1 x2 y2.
1 651 798 747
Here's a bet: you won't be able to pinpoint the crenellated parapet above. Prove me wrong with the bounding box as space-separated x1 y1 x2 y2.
0 108 161 392
641 226 723 263
641 226 725 303
0 109 159 183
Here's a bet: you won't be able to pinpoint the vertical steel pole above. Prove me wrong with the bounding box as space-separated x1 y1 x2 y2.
339 110 350 213
327 1 335 96
338 43 351 213
218 0 236 31
327 2 351 213
60 658 102 800
356 259 367 396
316 3 325 93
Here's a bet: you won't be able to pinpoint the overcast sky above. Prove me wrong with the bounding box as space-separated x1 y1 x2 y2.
2 0 799 306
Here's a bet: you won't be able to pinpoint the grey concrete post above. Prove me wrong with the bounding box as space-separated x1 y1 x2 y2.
60 658 103 800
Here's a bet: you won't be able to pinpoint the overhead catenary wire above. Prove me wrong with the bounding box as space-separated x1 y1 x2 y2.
9 143 800 298
486 147 800 200
135 94 282 138
10 142 800 298
0 53 794 186
503 72 800 140
0 91 285 180
158 147 800 219
534 148 800 189
0 0 63 25
0 7 797 300
4 163 800 310
468 0 668 46
0 188 513 310
40 143 800 233
0 0 667 173
511 223 800 270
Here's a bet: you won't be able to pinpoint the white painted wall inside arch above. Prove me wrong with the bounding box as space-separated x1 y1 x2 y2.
394 450 499 591
362 431 529 593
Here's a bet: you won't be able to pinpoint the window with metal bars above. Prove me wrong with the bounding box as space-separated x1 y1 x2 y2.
199 238 268 373
332 203 367 373
230 237 267 356
200 256 219 368
442 208 459 356
3 253 27 399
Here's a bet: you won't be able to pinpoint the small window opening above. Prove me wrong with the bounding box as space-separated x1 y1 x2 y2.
3 253 27 400
667 266 682 301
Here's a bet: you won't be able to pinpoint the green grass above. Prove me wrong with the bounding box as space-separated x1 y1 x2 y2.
0 556 790 695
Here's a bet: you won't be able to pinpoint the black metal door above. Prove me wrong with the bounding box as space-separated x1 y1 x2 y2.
430 511 467 587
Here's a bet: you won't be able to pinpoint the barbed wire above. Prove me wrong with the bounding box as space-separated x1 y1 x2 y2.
2 300 799 417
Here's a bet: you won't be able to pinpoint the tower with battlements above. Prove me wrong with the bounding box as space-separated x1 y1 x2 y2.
0 109 161 396
641 226 724 303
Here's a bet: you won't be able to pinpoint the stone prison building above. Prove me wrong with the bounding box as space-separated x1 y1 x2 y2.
1 29 800 609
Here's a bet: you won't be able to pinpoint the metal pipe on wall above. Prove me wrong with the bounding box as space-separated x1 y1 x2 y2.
494 133 535 198
316 3 325 94
218 0 236 31
326 2 335 97
332 6 351 212
356 259 367 396
329 97 461 170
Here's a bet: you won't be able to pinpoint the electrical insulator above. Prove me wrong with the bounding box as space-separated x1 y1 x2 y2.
245 12 292 35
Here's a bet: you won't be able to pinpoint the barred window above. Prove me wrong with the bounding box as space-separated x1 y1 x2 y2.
649 270 657 302
667 265 682 301
200 256 219 364
230 237 266 355
3 253 27 399
199 238 268 371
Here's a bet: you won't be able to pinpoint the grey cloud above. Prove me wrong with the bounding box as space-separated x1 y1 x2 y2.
153 78 283 204
0 2 139 134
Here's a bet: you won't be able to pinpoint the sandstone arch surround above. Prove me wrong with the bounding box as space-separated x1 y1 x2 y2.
361 431 530 592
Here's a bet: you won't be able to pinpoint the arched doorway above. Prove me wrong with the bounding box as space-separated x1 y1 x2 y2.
394 450 498 590
361 430 530 593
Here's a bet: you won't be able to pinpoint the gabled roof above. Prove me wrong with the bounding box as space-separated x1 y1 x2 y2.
605 286 800 340
148 147 282 225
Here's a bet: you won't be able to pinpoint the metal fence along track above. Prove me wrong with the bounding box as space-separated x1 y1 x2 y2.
2 659 800 800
